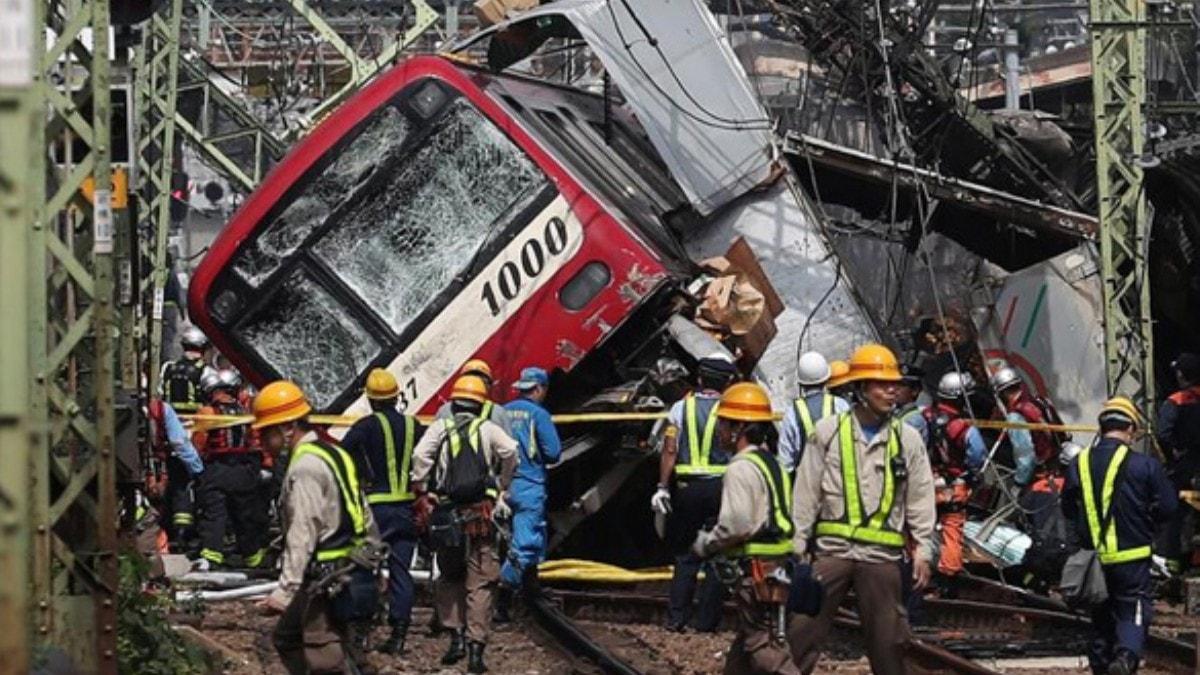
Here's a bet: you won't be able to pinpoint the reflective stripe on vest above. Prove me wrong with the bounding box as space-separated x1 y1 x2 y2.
367 412 417 504
482 400 494 421
292 442 368 561
676 396 723 476
1080 444 1151 565
795 392 834 438
814 414 905 548
735 451 795 557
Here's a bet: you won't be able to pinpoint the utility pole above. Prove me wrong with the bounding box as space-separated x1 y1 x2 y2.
1003 28 1021 110
1090 0 1155 411
0 0 38 670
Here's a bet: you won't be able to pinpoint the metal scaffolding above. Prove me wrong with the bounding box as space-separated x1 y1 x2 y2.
31 0 120 672
1089 0 1155 409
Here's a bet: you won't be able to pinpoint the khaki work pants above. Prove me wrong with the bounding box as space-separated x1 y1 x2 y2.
435 535 500 643
272 587 351 674
723 578 801 675
786 555 909 675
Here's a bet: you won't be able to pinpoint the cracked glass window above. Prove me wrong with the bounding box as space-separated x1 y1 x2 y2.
235 270 381 409
314 99 549 335
232 106 411 286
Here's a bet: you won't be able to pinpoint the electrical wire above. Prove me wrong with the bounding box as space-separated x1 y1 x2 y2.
604 0 774 131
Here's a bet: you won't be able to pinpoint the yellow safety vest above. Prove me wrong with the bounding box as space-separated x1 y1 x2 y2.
814 414 906 548
291 441 368 562
366 412 417 504
735 450 795 557
795 392 834 437
1079 444 1151 565
675 396 725 476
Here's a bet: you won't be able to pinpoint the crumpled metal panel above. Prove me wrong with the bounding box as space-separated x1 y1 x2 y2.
685 178 877 410
454 0 774 216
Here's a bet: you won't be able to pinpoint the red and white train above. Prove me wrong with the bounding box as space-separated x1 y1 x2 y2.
189 55 697 416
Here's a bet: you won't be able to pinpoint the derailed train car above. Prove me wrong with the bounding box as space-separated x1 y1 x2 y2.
189 55 703 417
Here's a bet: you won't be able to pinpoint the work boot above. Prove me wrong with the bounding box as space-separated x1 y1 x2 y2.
1106 650 1138 675
377 621 407 655
440 629 466 665
467 640 488 673
493 587 513 624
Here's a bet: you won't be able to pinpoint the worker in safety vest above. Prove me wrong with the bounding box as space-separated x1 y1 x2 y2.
340 368 423 655
921 371 987 592
499 367 562 593
1157 353 1200 573
159 326 212 413
436 359 513 437
254 381 382 675
147 397 205 550
990 365 1069 489
652 354 739 633
1063 397 1177 675
412 375 518 674
692 382 800 674
826 360 853 400
193 369 272 568
788 344 936 675
779 351 850 475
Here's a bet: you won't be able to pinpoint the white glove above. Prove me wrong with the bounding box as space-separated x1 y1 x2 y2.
650 486 672 515
259 469 274 483
493 495 512 522
691 531 711 559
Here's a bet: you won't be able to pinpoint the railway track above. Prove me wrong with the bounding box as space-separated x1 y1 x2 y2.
535 585 1198 674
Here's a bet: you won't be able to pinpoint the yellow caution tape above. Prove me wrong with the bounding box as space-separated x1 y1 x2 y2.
182 410 1100 434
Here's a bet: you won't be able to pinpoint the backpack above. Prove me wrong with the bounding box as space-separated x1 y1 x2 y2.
163 358 205 407
433 417 492 505
1031 395 1071 446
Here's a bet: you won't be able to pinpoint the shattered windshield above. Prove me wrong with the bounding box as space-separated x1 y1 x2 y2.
234 270 382 409
232 106 412 286
313 99 548 335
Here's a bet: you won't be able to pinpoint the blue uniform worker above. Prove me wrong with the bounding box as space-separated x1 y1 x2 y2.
1063 397 1178 675
780 351 851 474
652 354 739 633
500 367 562 588
1156 353 1200 571
341 368 423 655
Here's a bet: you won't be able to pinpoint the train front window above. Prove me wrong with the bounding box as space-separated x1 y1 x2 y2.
313 99 548 335
234 270 383 408
232 106 412 286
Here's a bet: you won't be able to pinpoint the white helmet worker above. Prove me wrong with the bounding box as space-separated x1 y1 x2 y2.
180 326 209 351
797 351 832 387
937 371 976 400
989 366 1023 393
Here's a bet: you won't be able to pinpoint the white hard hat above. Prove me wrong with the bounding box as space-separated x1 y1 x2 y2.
216 369 242 390
937 371 976 400
199 370 222 395
990 366 1023 392
181 326 209 350
797 351 831 387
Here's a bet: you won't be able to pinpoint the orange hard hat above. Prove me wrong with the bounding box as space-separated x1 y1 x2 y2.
844 344 902 384
365 368 400 400
450 375 489 404
717 382 775 422
461 359 493 380
826 360 851 388
252 380 312 429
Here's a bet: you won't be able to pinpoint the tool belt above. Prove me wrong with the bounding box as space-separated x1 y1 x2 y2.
747 558 790 605
427 501 493 551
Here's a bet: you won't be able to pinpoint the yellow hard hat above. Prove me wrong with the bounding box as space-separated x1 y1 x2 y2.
450 374 489 404
826 360 851 388
252 380 312 429
844 344 902 384
1099 396 1142 428
365 368 400 400
461 359 493 380
716 382 775 422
